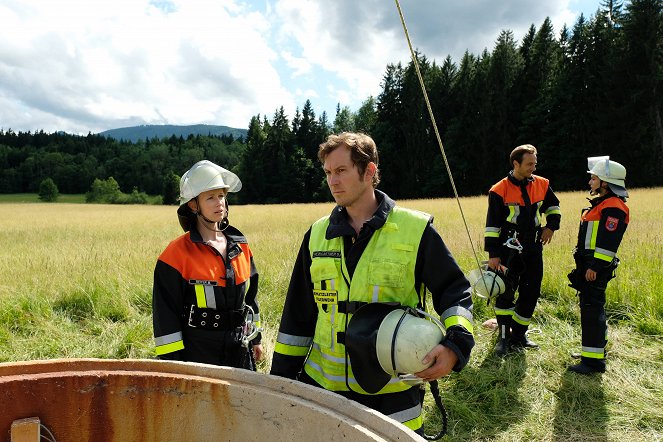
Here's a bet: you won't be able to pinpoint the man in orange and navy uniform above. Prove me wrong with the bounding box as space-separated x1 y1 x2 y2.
567 156 629 374
485 144 561 356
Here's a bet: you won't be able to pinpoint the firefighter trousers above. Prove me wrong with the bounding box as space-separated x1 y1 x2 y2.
577 272 612 367
494 248 543 335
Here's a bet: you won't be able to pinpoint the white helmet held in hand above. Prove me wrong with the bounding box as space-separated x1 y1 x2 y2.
467 263 507 299
179 160 242 203
345 303 444 394
375 308 444 377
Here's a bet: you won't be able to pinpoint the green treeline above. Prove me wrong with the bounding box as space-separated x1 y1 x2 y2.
1 1 661 204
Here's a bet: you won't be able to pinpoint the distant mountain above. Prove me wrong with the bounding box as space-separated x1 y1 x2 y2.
98 124 247 143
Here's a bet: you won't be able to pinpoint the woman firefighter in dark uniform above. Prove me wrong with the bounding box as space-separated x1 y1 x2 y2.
568 156 629 374
152 160 263 368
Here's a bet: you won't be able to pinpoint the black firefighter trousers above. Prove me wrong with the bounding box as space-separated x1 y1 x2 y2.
494 247 543 336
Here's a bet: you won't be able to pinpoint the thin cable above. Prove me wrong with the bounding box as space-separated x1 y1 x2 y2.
40 423 57 442
394 0 486 284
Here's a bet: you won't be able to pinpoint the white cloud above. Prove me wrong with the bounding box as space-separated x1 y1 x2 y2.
0 0 601 134
0 0 294 133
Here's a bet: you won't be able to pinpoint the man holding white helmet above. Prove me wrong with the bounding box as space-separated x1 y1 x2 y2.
567 156 629 374
152 160 263 369
484 144 561 356
270 132 474 435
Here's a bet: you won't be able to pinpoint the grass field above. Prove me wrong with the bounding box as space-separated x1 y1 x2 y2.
0 189 661 441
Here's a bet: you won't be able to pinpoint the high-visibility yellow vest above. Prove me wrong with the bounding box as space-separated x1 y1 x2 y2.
304 206 430 394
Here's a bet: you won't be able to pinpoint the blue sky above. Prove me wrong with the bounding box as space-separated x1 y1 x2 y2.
0 0 611 134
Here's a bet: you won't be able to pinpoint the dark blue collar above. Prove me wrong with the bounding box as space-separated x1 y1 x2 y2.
326 189 395 239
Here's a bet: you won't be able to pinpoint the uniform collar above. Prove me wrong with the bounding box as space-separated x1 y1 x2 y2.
188 224 246 260
588 191 617 207
326 189 395 239
508 170 535 186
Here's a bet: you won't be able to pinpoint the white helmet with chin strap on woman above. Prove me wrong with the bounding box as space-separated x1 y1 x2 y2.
177 160 242 232
587 156 628 197
179 160 242 203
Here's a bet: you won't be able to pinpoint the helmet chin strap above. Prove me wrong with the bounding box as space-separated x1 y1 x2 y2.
589 180 607 196
192 198 230 233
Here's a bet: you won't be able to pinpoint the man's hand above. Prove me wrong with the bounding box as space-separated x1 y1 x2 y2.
414 344 458 382
488 257 502 271
253 344 264 361
540 227 554 245
585 268 597 282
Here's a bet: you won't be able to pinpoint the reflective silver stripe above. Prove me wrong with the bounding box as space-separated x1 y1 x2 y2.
305 359 359 385
250 312 261 323
513 312 530 323
205 285 216 309
585 221 597 250
582 345 605 354
372 285 380 302
442 306 473 323
155 331 183 347
508 205 520 224
485 227 501 234
545 205 561 214
312 343 406 379
311 343 346 363
277 332 313 347
595 247 616 258
305 357 402 386
494 307 514 316
330 278 336 351
388 403 422 424
534 201 542 227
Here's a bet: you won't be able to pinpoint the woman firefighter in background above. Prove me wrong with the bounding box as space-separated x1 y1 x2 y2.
567 156 629 374
152 160 263 369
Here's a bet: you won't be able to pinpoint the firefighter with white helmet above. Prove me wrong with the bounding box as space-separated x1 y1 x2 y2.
567 156 629 374
152 160 263 369
586 156 628 198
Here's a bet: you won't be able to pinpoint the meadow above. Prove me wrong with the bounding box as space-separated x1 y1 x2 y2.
0 189 661 441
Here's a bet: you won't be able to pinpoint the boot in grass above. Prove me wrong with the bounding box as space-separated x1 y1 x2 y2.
568 357 605 375
494 315 511 357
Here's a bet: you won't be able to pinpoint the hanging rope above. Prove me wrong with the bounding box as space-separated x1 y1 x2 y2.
392 1 486 290
393 1 492 439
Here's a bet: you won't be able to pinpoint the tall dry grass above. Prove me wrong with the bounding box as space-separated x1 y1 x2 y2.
0 189 661 440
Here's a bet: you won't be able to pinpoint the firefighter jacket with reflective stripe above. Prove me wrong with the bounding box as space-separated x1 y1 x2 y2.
484 172 561 257
576 194 629 271
270 190 475 395
152 224 260 361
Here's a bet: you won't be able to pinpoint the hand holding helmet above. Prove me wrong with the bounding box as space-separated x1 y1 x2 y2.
346 303 447 394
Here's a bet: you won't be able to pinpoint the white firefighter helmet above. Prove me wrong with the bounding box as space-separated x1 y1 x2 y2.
467 263 506 299
345 303 444 394
179 160 242 203
587 156 628 197
375 308 444 376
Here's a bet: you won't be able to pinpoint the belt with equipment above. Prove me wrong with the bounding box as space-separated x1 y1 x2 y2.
184 305 245 330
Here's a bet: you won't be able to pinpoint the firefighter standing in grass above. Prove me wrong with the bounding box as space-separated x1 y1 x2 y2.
567 156 629 374
485 144 561 356
270 132 474 435
152 160 263 368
